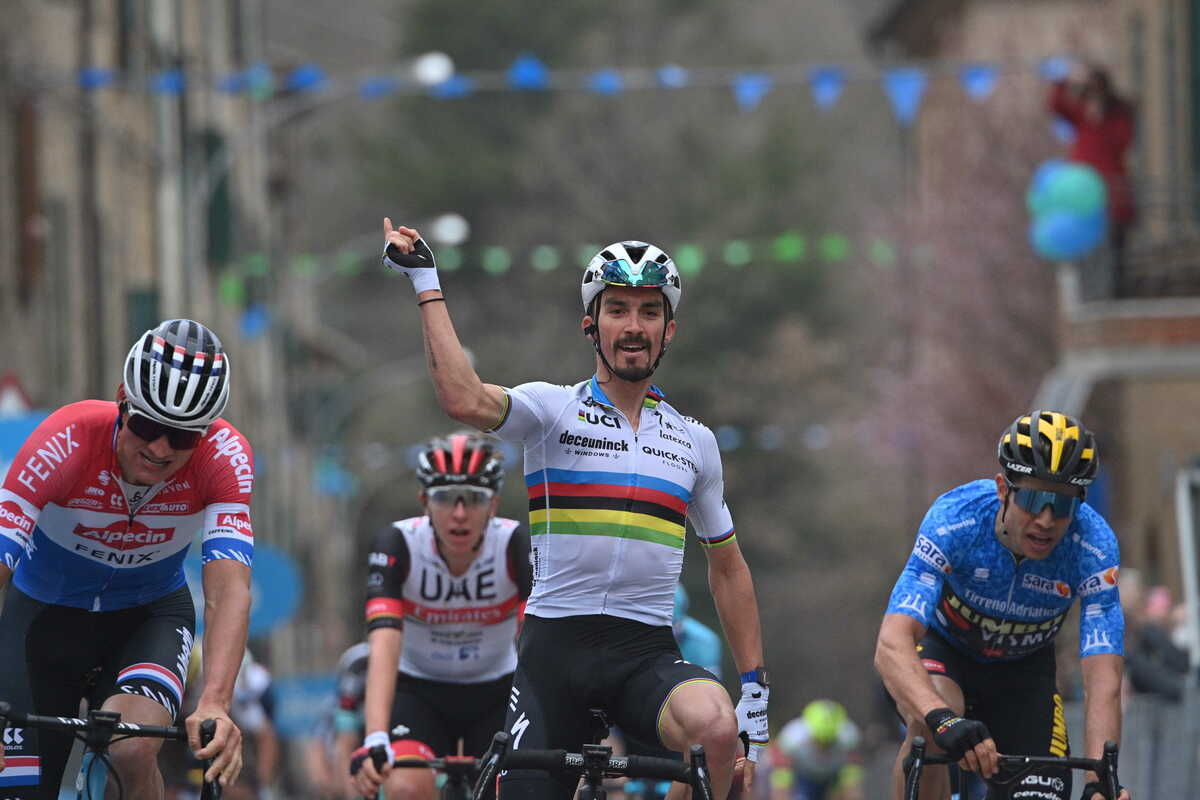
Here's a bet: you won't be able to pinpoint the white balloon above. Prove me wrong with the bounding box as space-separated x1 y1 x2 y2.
412 52 454 86
429 213 470 246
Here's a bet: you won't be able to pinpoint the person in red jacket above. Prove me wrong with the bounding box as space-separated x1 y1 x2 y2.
1048 65 1137 293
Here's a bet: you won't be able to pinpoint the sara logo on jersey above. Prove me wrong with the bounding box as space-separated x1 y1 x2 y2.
1077 566 1119 597
913 535 952 574
72 521 175 550
1021 574 1072 598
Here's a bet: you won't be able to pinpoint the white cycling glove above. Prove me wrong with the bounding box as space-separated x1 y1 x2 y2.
363 729 394 767
735 681 770 763
382 237 441 295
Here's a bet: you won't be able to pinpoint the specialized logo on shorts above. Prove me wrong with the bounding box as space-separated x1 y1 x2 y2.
1077 567 1119 597
1022 574 1072 598
913 535 952 574
509 710 530 748
72 520 175 550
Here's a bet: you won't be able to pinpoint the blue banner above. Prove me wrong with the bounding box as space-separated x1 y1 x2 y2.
184 542 303 637
0 413 50 480
271 673 338 739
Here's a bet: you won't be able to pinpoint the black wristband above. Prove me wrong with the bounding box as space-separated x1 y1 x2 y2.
924 707 958 735
417 296 446 307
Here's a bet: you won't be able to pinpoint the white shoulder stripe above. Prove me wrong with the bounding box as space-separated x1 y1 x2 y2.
206 502 251 515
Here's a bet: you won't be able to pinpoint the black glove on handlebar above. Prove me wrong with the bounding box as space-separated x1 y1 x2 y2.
924 707 991 762
1080 780 1122 800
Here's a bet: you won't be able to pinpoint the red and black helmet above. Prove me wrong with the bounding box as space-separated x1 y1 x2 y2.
415 432 504 491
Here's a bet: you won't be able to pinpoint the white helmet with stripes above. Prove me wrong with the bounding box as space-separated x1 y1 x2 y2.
122 319 230 430
581 241 682 315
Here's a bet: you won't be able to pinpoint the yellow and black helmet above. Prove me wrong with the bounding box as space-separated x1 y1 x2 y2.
997 411 1099 488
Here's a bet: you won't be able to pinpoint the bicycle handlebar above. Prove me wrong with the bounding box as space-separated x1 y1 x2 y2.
350 744 480 777
475 731 713 800
502 748 693 782
0 701 188 740
903 736 1120 799
0 700 223 800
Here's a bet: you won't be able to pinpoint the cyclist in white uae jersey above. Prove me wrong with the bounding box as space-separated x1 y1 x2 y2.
0 319 251 799
380 219 768 800
351 433 531 800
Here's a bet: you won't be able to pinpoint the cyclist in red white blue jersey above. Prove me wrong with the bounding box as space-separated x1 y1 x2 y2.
0 319 253 799
381 219 768 800
875 411 1129 800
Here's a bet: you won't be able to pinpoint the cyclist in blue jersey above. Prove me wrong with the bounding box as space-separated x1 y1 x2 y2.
381 220 768 800
673 584 723 680
874 411 1129 800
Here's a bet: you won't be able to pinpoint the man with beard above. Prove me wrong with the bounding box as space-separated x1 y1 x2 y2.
380 219 768 800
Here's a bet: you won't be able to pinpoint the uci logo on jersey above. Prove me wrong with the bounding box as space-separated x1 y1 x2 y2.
578 409 621 428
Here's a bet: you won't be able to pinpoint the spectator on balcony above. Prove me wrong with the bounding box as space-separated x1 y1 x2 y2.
1047 64 1137 293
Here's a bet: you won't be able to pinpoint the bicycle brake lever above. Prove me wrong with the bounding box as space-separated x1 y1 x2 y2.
199 719 222 800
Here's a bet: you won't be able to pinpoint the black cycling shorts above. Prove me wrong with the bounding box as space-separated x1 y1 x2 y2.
389 671 512 757
0 586 195 799
918 632 1072 800
499 614 720 800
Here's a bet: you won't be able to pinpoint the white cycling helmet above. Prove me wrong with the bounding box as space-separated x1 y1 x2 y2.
581 241 682 316
123 319 230 430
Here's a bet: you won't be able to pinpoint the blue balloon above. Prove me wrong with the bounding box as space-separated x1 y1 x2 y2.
1026 158 1068 214
1030 209 1108 261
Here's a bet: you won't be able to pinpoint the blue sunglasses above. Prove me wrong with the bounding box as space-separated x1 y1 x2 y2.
1006 482 1081 519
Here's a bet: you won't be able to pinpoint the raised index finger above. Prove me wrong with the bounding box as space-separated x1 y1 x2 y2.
383 216 394 235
